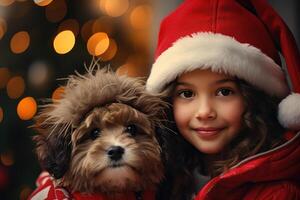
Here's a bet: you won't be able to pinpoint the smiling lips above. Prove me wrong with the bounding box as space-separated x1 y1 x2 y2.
193 127 224 138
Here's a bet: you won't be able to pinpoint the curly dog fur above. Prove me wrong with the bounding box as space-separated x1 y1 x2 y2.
33 64 168 195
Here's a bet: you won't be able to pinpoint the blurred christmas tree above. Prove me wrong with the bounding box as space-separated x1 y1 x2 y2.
0 0 153 199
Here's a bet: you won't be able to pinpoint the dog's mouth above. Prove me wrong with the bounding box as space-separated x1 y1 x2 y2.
94 164 142 193
110 162 124 168
107 162 140 176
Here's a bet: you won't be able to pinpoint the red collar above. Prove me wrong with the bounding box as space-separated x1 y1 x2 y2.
72 190 155 200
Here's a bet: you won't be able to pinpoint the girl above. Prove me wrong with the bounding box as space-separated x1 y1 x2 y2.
146 0 300 199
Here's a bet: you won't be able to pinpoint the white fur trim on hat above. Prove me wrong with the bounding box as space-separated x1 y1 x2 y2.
146 32 289 97
278 93 300 130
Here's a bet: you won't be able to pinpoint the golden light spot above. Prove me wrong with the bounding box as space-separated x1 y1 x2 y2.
33 0 53 6
0 67 11 89
10 31 30 54
0 18 7 40
53 30 75 54
102 0 129 17
87 32 109 56
99 38 117 61
0 151 14 166
52 86 64 101
81 19 95 42
117 55 149 77
20 185 32 200
130 5 152 30
58 19 80 36
92 17 113 35
17 97 37 120
0 0 14 6
100 0 108 15
0 107 3 123
116 63 138 77
99 0 106 13
45 0 67 23
6 76 25 99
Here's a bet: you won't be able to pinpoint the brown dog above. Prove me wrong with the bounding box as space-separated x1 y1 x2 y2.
33 66 167 198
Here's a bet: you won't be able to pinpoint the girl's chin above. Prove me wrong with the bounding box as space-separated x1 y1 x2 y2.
193 142 225 155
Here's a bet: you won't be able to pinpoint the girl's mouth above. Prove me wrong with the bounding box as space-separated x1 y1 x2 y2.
193 127 224 138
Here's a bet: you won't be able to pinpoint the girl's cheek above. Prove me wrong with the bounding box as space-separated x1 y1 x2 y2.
219 98 245 124
173 101 188 122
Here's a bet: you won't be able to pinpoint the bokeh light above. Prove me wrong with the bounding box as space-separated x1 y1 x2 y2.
116 55 149 77
33 0 53 6
81 19 95 42
0 151 14 166
52 86 65 101
100 0 129 17
99 0 106 13
10 31 30 54
53 30 75 54
0 107 3 123
45 0 67 23
0 18 7 40
0 0 161 199
0 0 14 6
0 67 11 89
58 19 80 36
116 62 136 77
6 76 25 99
99 38 117 61
130 5 152 30
28 61 51 88
87 32 110 56
81 17 113 43
92 17 113 35
17 97 37 120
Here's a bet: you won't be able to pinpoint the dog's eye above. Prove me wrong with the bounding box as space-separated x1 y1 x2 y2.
90 128 101 140
125 124 137 137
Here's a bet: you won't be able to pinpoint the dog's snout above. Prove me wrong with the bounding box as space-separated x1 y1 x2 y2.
107 146 124 161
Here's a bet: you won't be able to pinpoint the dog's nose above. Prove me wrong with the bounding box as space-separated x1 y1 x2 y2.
107 146 124 161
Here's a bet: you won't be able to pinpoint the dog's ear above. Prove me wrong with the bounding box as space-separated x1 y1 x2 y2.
32 107 72 179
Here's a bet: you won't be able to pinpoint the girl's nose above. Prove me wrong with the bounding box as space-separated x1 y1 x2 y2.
194 98 216 120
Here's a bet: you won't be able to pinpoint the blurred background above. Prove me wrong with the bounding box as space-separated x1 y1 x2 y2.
0 0 299 199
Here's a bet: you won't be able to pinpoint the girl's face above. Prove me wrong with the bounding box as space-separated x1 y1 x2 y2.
172 69 245 154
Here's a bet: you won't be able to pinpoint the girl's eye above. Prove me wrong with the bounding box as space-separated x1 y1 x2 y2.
90 128 101 140
178 90 194 99
216 88 233 96
125 124 137 137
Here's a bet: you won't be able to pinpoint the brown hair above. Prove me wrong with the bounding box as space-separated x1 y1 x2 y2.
157 78 285 200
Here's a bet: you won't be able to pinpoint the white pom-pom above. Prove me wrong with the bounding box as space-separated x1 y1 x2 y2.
278 93 300 130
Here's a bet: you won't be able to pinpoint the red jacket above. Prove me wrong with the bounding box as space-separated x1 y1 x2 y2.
195 131 300 200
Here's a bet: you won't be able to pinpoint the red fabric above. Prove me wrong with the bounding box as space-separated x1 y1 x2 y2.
195 131 300 200
28 172 155 200
250 0 300 93
155 0 280 64
28 172 71 200
155 0 300 94
72 190 155 200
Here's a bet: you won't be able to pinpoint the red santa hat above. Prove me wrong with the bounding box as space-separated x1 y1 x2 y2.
146 0 300 130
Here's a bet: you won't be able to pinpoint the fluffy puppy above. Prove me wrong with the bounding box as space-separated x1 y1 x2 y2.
33 66 167 197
